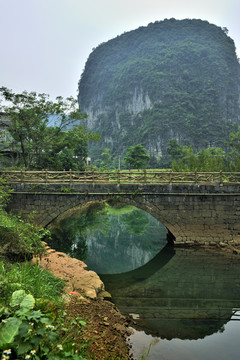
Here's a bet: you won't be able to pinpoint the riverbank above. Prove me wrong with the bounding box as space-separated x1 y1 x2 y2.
32 241 240 360
33 243 132 360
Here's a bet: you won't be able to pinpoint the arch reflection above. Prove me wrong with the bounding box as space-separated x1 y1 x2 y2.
102 247 240 340
48 201 168 274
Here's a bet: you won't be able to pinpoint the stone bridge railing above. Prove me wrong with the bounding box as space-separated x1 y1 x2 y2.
2 170 240 185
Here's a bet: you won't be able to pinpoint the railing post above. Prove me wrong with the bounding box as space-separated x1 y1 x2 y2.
219 170 223 186
144 169 147 184
194 169 197 184
117 170 120 185
129 169 131 183
21 170 23 183
45 169 48 183
69 169 72 184
92 170 95 184
169 170 173 184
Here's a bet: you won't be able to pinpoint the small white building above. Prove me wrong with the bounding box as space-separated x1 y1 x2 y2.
0 113 11 143
86 157 91 166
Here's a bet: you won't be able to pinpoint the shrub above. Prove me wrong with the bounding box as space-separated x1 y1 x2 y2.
0 290 87 359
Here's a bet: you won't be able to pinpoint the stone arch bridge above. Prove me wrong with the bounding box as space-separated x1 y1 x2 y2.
5 173 240 246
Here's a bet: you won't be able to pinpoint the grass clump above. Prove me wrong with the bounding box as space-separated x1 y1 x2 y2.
0 261 65 307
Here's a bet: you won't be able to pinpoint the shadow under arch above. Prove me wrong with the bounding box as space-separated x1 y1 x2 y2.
100 244 175 290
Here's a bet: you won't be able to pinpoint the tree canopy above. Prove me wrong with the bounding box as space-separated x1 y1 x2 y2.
124 144 150 169
0 87 100 169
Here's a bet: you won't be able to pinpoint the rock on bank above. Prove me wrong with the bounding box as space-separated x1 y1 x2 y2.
32 242 104 299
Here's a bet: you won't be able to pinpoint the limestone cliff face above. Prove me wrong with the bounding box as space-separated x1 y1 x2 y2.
81 87 153 130
78 19 240 163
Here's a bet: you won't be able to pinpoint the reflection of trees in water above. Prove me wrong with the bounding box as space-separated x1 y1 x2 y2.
86 204 167 273
122 210 149 235
49 222 88 260
48 202 167 269
48 202 110 260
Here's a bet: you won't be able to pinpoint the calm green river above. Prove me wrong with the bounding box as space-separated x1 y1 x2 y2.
48 202 240 360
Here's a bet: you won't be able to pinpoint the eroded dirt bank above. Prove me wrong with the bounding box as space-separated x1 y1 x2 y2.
32 243 132 360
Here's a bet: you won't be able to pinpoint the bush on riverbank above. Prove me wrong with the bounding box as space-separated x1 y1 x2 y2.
0 176 48 262
0 210 49 262
0 287 89 359
0 253 92 359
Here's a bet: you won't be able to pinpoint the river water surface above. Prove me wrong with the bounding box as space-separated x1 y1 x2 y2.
48 202 240 360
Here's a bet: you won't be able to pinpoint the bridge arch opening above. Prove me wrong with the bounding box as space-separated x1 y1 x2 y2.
42 194 177 246
47 199 173 274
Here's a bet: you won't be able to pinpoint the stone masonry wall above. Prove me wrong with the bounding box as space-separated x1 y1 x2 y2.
6 183 240 246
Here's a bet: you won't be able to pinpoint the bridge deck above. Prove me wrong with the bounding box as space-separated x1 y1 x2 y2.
2 170 240 185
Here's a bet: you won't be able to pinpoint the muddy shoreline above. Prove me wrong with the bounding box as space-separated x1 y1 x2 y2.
33 242 133 359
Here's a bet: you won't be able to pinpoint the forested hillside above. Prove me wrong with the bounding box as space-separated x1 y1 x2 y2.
78 19 240 166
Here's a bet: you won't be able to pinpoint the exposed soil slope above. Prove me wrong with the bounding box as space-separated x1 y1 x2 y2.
33 243 132 359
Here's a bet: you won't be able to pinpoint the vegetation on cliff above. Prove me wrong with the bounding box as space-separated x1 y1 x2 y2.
78 18 240 166
167 126 240 171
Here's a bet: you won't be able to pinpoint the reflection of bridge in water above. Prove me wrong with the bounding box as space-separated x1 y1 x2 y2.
100 245 176 288
101 246 240 340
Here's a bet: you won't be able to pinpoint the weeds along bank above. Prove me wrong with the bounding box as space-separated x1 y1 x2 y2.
0 178 130 360
0 208 88 359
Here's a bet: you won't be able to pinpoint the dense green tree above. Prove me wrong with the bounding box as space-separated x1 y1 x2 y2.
0 87 99 169
124 144 150 169
100 148 112 169
171 145 226 171
228 128 240 152
198 147 225 171
226 127 240 170
171 146 196 171
166 139 184 161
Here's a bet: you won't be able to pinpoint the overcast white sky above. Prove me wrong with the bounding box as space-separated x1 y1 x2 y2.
0 0 239 101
